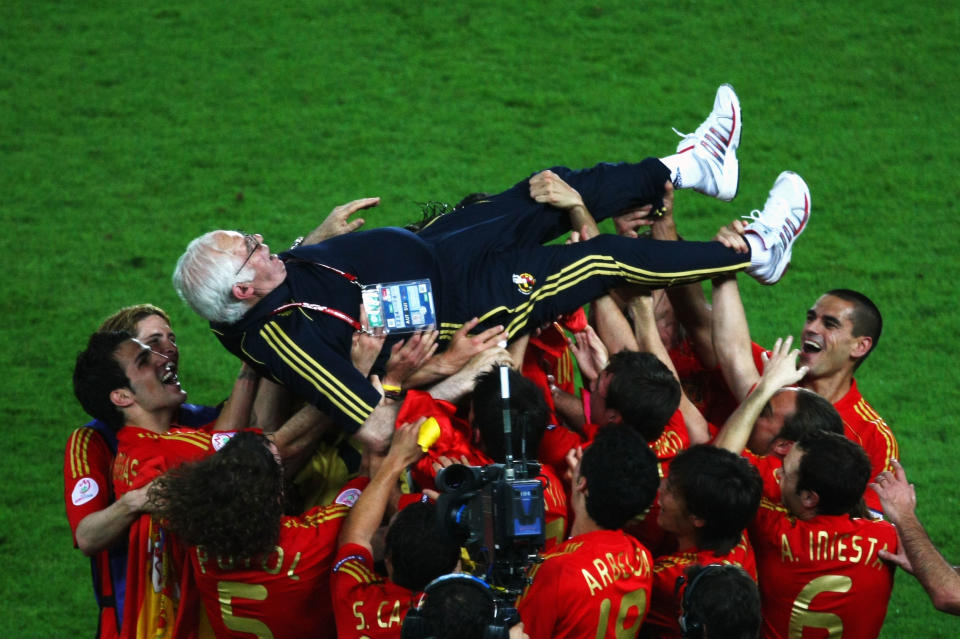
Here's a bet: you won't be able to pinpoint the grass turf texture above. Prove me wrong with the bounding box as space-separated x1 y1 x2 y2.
2 1 957 636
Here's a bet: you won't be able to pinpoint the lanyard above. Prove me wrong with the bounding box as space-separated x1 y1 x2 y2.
269 302 369 333
270 259 370 333
284 258 363 288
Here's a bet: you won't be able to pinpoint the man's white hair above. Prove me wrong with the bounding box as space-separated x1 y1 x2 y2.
172 231 254 325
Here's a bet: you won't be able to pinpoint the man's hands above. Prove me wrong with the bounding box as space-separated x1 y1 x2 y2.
352 305 386 377
383 331 440 389
756 336 809 394
713 219 751 253
529 170 586 211
385 419 428 471
569 324 608 384
870 459 917 528
302 197 380 245
869 460 923 573
438 318 509 374
614 181 675 238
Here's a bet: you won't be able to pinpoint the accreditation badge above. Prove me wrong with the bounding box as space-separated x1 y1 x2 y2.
361 278 436 334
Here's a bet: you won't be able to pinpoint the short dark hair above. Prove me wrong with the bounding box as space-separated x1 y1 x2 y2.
580 426 659 530
386 502 461 591
604 351 681 442
681 564 761 639
413 575 499 639
471 367 548 463
776 389 844 442
795 430 871 516
73 331 133 431
150 431 284 560
825 289 882 369
667 445 761 554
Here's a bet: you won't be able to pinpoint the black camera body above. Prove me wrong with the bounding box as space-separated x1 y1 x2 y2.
435 460 545 598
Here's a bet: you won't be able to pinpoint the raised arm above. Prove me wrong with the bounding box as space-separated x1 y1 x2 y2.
213 363 261 431
338 419 425 551
615 291 710 445
872 460 960 615
301 197 380 245
528 169 600 239
645 181 717 368
713 337 807 453
711 269 761 401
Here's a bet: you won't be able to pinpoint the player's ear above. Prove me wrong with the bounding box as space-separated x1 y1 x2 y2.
575 474 588 496
850 335 873 361
110 387 134 408
232 282 256 300
604 408 624 426
799 489 820 511
771 439 793 458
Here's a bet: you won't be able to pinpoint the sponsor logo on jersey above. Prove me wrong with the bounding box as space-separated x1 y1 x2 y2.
512 272 536 295
211 432 237 451
72 477 100 506
335 487 362 508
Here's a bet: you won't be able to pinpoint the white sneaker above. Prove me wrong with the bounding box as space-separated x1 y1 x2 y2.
744 171 811 285
673 84 741 201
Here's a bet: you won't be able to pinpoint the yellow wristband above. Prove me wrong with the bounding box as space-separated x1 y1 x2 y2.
382 384 402 393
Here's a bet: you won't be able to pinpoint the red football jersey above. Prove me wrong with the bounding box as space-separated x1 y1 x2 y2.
669 337 740 428
517 529 654 639
113 426 231 497
832 381 898 513
749 498 896 639
113 425 236 639
753 346 898 514
742 450 784 502
331 542 417 639
523 322 578 428
396 390 492 491
186 503 349 639
644 533 757 638
64 427 122 639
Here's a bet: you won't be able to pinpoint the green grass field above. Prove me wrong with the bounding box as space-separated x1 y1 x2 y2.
2 1 958 636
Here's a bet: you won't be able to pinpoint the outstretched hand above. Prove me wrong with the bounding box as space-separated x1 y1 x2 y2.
352 304 386 377
869 459 917 527
529 170 585 211
383 330 439 387
387 419 428 470
758 336 808 391
439 318 509 374
570 324 608 383
713 219 750 253
304 197 380 244
613 181 674 237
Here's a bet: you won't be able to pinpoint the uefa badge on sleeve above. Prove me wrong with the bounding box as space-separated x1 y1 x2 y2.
512 273 536 295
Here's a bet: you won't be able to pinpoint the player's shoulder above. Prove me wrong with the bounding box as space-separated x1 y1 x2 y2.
653 551 696 574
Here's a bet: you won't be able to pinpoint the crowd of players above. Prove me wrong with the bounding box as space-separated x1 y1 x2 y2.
65 85 959 639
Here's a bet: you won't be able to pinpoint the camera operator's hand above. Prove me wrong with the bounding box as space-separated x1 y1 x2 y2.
510 622 529 639
431 454 472 475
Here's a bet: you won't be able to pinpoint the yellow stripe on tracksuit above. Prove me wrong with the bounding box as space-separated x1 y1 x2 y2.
260 321 374 426
439 253 748 340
